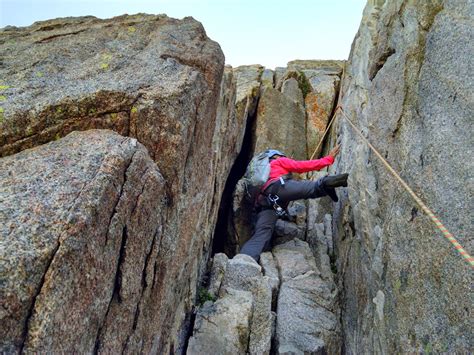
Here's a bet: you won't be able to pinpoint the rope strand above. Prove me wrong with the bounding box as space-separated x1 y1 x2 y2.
307 62 472 268
338 107 474 268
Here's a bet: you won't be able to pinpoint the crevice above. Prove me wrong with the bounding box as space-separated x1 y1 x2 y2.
151 228 167 291
114 225 129 304
34 29 88 43
93 225 128 354
270 252 283 355
130 168 150 217
211 95 260 256
369 47 395 81
19 242 61 353
181 96 202 194
122 228 158 352
104 150 137 246
182 308 197 354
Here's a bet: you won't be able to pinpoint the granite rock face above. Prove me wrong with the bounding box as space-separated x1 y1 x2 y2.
0 14 247 353
330 0 473 352
274 239 340 355
187 288 254 355
0 130 165 353
189 254 273 355
254 86 306 160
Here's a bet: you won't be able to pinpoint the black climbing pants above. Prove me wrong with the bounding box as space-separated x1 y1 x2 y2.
240 177 328 261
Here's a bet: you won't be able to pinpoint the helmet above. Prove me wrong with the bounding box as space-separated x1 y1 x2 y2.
265 149 286 158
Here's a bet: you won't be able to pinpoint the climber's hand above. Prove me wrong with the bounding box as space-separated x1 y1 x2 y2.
329 144 341 159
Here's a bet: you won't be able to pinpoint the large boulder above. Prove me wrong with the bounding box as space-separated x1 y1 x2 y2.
332 0 473 352
0 130 165 353
0 14 247 353
0 14 223 173
187 288 254 355
189 254 273 355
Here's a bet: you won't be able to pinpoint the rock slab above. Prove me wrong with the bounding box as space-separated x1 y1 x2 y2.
332 0 473 352
0 130 165 353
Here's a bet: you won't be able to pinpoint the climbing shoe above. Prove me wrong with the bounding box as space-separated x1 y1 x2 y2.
322 173 349 202
324 186 339 202
323 173 349 188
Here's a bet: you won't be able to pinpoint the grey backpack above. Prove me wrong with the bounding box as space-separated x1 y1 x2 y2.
242 149 285 202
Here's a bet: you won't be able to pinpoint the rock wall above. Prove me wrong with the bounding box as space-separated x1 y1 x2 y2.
1 130 166 353
0 15 246 353
220 61 343 255
189 61 345 354
190 1 472 352
330 0 473 353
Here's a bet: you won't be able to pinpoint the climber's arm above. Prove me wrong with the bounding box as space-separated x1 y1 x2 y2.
277 145 340 173
277 156 334 173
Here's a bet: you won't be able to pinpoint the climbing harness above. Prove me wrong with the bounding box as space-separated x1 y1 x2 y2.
267 194 287 217
309 64 473 268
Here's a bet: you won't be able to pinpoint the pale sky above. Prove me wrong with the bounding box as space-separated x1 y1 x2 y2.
1 0 367 69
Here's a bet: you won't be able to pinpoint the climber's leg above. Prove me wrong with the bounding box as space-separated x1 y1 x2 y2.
323 173 349 188
275 178 328 203
240 209 278 261
274 174 348 204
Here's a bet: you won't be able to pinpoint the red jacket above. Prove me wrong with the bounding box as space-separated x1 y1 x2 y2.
262 155 334 191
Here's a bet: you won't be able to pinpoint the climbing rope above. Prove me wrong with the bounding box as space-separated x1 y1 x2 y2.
338 108 474 268
309 65 345 161
308 64 473 268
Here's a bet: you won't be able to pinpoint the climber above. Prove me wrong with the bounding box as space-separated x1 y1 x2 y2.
240 145 348 261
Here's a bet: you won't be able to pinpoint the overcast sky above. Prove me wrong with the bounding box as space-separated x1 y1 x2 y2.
1 0 367 69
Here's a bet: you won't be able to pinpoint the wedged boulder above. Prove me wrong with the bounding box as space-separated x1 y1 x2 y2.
287 60 344 74
0 15 223 179
332 0 473 352
261 69 275 87
187 288 253 355
273 239 341 354
0 130 165 353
